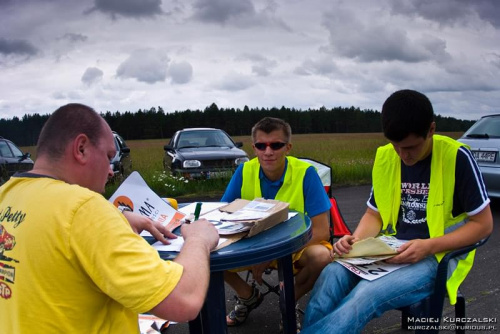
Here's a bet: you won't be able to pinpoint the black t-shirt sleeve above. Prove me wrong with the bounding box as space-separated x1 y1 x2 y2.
452 147 490 216
367 187 377 210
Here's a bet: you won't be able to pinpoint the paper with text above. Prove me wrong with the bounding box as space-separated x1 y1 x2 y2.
335 236 410 280
108 172 185 235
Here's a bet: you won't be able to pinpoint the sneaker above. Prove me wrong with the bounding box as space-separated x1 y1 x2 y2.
226 286 264 326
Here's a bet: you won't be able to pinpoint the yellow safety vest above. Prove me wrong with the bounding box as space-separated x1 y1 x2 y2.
372 135 473 304
241 156 310 214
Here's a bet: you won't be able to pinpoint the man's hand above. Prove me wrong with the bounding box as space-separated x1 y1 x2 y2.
123 211 177 245
385 239 432 264
250 261 273 285
332 235 359 257
181 218 219 251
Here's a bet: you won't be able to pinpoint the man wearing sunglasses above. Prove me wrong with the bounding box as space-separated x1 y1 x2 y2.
221 117 332 330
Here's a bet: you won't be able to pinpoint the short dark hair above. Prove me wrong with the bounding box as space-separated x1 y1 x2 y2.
381 89 434 142
251 117 292 142
37 103 105 159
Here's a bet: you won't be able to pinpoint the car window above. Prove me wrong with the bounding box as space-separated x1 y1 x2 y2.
114 137 121 151
177 130 235 148
178 132 207 147
214 131 235 146
8 142 24 157
115 134 127 148
0 141 14 158
465 117 500 137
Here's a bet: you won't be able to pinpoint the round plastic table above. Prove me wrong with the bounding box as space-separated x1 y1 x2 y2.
152 211 312 334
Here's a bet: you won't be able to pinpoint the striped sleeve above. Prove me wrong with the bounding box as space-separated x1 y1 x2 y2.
453 147 490 216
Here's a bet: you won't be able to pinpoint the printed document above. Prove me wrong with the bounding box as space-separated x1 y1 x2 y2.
335 236 410 281
108 172 185 235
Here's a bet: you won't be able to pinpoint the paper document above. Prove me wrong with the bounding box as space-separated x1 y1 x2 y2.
340 235 405 258
242 200 276 212
335 236 409 280
178 202 228 217
336 258 410 281
108 172 185 234
152 236 229 252
219 199 275 222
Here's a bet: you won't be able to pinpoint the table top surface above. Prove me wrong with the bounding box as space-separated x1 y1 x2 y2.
150 213 312 271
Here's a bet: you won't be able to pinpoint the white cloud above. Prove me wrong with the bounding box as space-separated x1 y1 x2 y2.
294 57 338 76
0 0 499 121
167 61 193 84
116 49 169 84
215 72 255 91
81 67 104 86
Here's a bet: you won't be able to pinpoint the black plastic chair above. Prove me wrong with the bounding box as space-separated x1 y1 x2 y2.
400 236 489 334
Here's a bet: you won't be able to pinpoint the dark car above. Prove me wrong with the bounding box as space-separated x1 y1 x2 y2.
458 114 500 198
0 136 34 185
163 128 249 179
109 131 132 183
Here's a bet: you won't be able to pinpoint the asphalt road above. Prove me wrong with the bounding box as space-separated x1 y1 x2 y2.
168 186 499 334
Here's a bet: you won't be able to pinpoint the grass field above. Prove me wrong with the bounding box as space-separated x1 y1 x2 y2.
21 132 463 199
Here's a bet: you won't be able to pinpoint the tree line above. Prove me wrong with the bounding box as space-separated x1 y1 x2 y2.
1 103 475 146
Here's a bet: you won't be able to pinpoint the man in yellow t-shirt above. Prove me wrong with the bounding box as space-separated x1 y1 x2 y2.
0 103 219 333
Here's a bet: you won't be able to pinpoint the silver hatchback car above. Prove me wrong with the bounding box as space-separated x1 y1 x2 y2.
458 114 500 198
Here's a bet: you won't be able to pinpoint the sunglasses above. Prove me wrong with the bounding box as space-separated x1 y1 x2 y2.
254 142 287 151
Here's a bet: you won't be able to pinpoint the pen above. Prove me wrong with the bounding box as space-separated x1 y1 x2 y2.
194 202 202 220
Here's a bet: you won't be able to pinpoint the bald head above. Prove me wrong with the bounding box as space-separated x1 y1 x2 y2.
37 103 107 160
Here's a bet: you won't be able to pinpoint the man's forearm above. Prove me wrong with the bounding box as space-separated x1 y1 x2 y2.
427 207 493 255
352 208 383 240
174 238 212 297
308 212 331 245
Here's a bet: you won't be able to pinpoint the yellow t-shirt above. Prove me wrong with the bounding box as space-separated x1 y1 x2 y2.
0 176 183 333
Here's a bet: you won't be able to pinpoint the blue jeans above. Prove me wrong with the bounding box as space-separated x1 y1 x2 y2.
302 256 438 334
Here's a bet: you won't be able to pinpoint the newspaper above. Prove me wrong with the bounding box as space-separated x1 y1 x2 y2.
108 172 185 234
335 236 410 281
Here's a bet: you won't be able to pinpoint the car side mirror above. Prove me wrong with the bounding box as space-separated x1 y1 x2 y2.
122 147 130 153
18 152 31 162
164 144 174 151
235 142 243 148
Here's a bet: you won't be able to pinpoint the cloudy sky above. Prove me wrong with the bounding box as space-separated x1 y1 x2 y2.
1 0 499 121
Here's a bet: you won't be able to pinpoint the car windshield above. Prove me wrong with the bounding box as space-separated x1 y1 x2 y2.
464 116 500 138
177 130 235 148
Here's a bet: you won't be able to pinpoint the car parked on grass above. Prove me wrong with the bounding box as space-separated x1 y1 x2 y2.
0 136 34 185
109 131 132 183
458 114 500 198
163 128 249 179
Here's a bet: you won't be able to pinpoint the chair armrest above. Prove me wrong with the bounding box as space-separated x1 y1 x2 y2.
429 236 490 319
440 236 489 265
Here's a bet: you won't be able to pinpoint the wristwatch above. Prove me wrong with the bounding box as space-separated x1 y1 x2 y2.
118 205 132 213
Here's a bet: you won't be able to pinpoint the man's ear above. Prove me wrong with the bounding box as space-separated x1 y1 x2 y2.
73 134 90 164
428 122 436 137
